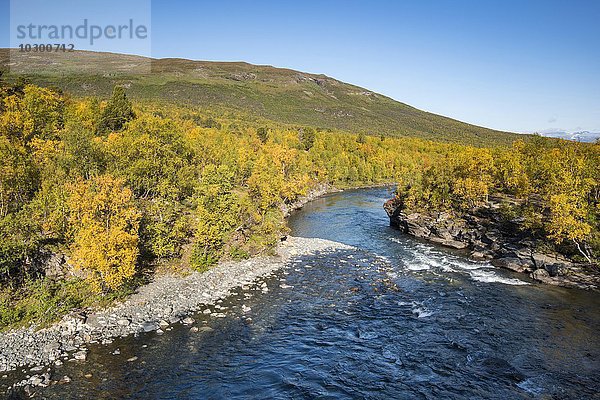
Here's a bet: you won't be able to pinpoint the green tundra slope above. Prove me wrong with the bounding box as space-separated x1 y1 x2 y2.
0 49 522 146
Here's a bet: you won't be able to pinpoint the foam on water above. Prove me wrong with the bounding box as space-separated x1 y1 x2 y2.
412 306 433 318
469 270 530 286
398 301 434 318
406 263 431 271
387 236 529 286
517 377 546 395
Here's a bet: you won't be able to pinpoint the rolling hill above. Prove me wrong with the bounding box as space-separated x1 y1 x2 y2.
0 49 522 146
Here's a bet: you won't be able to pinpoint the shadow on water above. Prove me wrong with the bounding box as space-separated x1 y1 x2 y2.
6 187 600 399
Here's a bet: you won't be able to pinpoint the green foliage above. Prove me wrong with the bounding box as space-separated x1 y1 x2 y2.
191 165 241 270
399 146 494 210
99 86 135 133
103 114 194 199
299 127 316 151
0 84 63 143
257 126 269 144
140 198 190 260
0 80 435 327
0 136 38 217
20 85 64 141
4 78 596 329
7 52 521 146
401 137 600 262
0 277 132 331
0 211 42 279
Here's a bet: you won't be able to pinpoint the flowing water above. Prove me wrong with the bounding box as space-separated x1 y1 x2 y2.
7 187 600 399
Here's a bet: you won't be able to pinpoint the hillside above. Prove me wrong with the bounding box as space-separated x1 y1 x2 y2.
0 49 521 146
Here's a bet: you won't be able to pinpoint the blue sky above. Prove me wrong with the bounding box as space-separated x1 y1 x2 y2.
2 0 599 133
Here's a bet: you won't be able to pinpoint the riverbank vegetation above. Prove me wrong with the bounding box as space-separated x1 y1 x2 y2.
395 137 600 263
2 76 596 330
0 79 453 329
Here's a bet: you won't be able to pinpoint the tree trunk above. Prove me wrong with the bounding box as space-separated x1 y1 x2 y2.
573 239 592 264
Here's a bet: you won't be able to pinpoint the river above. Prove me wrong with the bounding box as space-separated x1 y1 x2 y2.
9 187 600 399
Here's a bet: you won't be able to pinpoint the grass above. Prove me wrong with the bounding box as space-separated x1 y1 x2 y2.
0 48 524 147
0 278 134 332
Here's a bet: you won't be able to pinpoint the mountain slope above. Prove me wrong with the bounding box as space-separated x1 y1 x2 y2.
1 49 521 146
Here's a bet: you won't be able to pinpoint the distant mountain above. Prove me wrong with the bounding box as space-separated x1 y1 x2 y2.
539 129 600 143
0 49 522 147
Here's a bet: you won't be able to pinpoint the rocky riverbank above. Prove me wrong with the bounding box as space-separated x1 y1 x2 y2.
0 236 353 388
282 182 392 217
281 183 339 217
384 197 600 290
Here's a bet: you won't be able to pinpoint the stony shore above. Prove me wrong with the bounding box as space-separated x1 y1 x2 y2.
384 197 600 291
0 182 383 393
281 183 339 217
0 236 352 387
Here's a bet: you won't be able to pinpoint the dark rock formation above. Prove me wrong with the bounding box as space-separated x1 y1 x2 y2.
384 196 600 290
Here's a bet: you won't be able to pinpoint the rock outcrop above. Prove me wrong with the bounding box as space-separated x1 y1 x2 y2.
384 196 600 290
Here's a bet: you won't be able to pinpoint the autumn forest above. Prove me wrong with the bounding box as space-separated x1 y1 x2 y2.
0 78 598 330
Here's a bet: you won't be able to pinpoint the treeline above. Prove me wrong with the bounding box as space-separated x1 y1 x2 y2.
0 80 452 309
396 137 600 263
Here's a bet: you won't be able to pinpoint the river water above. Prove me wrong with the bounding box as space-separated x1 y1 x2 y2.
8 187 600 399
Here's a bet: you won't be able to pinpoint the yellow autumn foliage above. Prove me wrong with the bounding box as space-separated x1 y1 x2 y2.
67 175 141 292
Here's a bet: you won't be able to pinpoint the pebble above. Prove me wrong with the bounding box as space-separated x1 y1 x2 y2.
182 317 195 325
126 356 138 362
142 322 159 332
0 237 352 376
30 375 44 386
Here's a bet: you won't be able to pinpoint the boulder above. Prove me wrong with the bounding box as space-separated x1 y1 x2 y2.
442 239 468 250
470 251 491 261
42 253 68 279
491 257 529 273
182 317 195 325
532 253 562 269
141 322 159 332
405 214 431 238
545 263 568 277
531 268 550 281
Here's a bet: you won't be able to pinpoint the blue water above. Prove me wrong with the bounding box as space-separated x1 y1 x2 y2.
10 187 600 399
